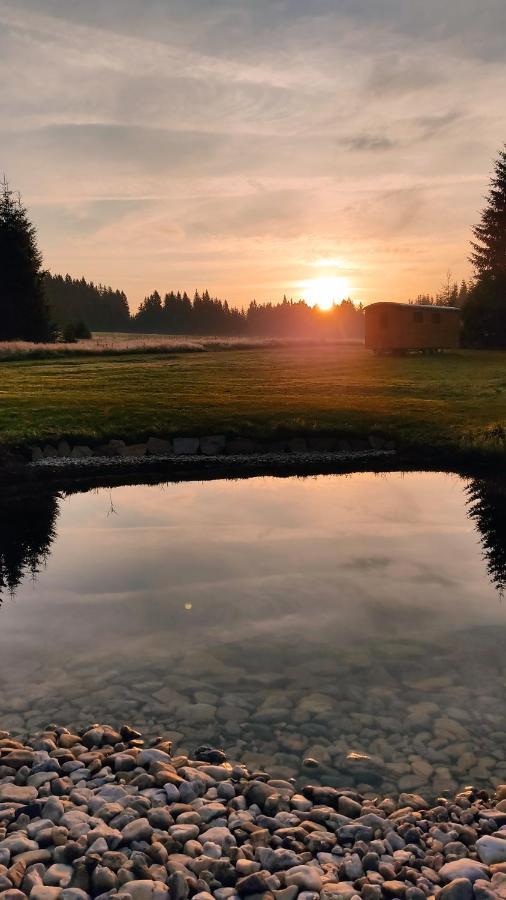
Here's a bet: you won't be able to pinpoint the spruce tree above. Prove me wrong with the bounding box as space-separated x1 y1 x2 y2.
470 147 506 277
463 147 506 347
0 177 54 341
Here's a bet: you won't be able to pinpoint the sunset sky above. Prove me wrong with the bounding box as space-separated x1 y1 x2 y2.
1 0 506 310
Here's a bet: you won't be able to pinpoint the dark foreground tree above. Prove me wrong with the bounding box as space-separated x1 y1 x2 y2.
0 177 54 341
463 147 506 347
461 272 506 347
470 146 506 278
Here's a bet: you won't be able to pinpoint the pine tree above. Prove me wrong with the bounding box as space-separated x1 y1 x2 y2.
0 177 54 341
470 147 506 277
463 148 506 347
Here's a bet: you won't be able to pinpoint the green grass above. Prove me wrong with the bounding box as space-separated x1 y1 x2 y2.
1 345 505 462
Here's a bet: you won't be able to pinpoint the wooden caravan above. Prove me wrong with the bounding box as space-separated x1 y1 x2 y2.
365 302 461 353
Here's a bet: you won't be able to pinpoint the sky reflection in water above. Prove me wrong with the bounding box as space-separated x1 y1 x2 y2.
0 471 504 792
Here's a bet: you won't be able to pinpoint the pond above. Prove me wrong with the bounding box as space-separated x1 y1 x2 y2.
0 470 505 798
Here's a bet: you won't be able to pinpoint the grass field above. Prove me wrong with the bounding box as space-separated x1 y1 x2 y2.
0 345 505 461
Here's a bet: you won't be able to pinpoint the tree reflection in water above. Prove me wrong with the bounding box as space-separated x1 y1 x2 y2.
0 475 504 599
0 488 59 597
466 477 506 597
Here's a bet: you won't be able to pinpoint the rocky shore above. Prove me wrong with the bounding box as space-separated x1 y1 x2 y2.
1 726 506 900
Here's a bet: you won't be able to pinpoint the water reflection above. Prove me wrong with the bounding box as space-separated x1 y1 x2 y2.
1 472 505 599
0 471 505 798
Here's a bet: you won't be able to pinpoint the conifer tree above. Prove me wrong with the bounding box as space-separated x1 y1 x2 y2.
470 147 506 277
463 147 506 347
0 177 54 341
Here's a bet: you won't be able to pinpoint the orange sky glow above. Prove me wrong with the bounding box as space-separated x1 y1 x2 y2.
1 1 505 311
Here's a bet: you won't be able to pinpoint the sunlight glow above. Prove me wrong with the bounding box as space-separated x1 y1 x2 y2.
301 275 352 310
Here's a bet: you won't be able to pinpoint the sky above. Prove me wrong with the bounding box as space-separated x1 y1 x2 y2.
1 0 506 311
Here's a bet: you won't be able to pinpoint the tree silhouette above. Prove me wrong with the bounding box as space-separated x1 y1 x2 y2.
0 489 59 599
464 146 506 347
466 477 506 596
470 146 506 278
45 273 130 333
0 177 54 341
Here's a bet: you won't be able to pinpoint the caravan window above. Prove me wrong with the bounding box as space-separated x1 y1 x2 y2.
413 310 423 324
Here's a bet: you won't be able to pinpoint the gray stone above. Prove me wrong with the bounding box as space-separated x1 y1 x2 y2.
146 436 173 455
57 440 72 457
476 836 506 865
121 817 153 844
287 437 307 452
200 435 226 455
226 438 256 454
30 890 63 900
42 444 58 458
0 782 37 803
118 443 147 458
43 864 73 888
285 866 323 892
173 437 200 455
119 880 169 900
439 878 474 900
439 860 489 884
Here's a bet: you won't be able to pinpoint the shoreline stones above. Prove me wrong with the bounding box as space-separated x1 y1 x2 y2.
1 725 506 900
28 434 396 465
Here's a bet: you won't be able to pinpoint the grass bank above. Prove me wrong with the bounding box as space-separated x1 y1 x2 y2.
0 345 505 463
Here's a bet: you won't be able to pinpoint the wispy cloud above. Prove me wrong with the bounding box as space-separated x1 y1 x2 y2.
1 0 505 306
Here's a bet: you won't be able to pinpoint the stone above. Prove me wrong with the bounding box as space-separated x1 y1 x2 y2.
439 860 489 884
31 889 63 900
173 437 200 455
119 880 169 900
74 445 94 458
398 793 428 811
121 817 153 843
107 439 126 454
226 438 256 454
236 873 271 895
57 440 72 457
43 864 73 888
287 438 306 452
42 444 58 458
244 781 280 808
477 836 506 866
0 784 37 803
439 878 474 900
285 867 322 892
146 436 173 455
118 443 147 457
200 435 226 455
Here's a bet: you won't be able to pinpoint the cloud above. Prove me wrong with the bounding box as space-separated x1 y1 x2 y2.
0 0 505 306
341 135 396 153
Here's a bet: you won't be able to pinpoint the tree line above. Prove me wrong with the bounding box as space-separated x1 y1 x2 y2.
44 273 130 337
409 276 471 308
132 290 365 339
0 144 505 345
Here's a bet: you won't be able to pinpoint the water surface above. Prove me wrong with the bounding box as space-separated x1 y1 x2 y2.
0 471 505 796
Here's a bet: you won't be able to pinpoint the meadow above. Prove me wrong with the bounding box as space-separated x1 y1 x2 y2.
0 343 504 463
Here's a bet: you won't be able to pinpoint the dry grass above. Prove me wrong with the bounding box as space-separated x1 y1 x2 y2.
0 333 357 361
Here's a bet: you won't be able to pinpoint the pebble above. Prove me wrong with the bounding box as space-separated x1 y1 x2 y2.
0 724 504 900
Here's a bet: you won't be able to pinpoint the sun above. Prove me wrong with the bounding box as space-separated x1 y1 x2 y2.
302 275 351 310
